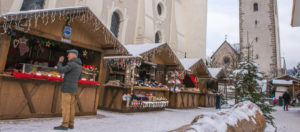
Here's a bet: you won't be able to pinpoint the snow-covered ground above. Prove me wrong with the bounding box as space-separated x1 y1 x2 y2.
0 106 299 132
271 106 300 132
0 108 218 132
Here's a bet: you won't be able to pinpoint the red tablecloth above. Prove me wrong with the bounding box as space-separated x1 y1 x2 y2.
12 72 33 79
78 80 99 85
12 72 98 85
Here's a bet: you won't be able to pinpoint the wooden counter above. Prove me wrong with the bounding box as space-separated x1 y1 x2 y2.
99 85 169 112
168 90 201 109
0 74 99 119
199 94 216 107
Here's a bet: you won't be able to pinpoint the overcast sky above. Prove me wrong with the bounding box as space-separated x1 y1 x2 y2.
207 0 300 69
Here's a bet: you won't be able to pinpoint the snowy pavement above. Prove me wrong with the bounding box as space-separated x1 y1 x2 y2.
272 106 300 132
0 106 299 132
0 108 218 132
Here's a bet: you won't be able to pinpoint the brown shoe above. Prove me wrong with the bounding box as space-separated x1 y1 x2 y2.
54 125 68 130
69 125 74 129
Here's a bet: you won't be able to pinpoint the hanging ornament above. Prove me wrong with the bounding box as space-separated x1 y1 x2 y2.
39 44 45 53
18 37 29 56
13 39 20 48
83 50 88 57
45 41 51 47
36 40 41 44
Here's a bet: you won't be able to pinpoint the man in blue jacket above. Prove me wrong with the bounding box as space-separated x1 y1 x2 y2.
54 49 82 130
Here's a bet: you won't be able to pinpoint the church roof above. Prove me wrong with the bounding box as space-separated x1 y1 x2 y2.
230 43 240 53
211 41 239 58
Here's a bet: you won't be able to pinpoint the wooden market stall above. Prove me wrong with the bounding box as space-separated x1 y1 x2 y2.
168 58 211 109
199 68 226 107
273 75 300 102
98 43 183 112
0 7 128 119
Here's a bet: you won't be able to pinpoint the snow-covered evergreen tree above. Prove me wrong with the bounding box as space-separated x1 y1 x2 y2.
291 63 300 78
233 46 276 128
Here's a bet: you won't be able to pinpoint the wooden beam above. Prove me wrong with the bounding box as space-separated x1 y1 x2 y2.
108 89 119 108
16 82 40 114
51 84 60 113
15 28 104 53
75 88 84 112
0 35 11 73
20 83 36 113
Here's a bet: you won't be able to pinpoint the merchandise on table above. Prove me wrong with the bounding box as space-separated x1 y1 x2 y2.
3 32 100 85
122 93 169 108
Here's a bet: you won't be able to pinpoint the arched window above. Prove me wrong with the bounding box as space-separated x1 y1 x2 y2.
110 12 121 38
155 31 161 43
223 57 230 64
157 4 162 16
20 0 44 11
253 3 258 12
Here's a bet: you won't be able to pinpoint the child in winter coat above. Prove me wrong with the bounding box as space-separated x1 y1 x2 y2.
273 98 277 106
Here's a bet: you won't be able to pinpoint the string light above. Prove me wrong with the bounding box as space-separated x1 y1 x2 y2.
0 7 128 55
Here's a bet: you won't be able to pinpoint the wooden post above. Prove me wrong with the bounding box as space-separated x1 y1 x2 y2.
95 53 104 112
130 59 136 95
293 83 295 99
0 35 11 73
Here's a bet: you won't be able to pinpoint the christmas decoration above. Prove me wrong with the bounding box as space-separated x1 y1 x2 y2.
0 7 128 55
233 45 276 128
82 50 88 58
18 37 29 56
45 41 51 47
13 39 20 48
82 64 99 80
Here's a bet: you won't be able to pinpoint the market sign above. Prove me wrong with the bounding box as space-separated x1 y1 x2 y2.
63 26 72 38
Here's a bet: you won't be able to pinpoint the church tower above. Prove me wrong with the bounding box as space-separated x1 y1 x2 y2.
239 0 281 78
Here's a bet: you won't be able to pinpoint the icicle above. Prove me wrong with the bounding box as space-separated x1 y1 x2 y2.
34 13 38 28
1 21 7 34
42 11 45 24
45 12 49 25
59 11 62 20
51 11 56 23
25 19 31 32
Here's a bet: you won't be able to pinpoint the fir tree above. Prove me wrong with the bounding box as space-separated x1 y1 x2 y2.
292 63 300 78
233 43 276 128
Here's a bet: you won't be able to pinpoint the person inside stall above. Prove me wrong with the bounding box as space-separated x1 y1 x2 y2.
33 60 39 65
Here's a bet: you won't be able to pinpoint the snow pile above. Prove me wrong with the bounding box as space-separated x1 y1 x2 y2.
173 101 265 132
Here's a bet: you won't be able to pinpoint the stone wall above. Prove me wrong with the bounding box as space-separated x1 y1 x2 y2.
239 0 281 78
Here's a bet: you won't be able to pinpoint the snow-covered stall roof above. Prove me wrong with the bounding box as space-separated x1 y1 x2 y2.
180 58 200 70
104 56 141 59
208 68 224 79
123 43 183 69
275 75 300 82
272 80 293 85
124 43 165 56
0 6 128 55
180 58 211 78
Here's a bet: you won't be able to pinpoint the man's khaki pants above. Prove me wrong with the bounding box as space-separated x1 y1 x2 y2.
61 92 76 127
